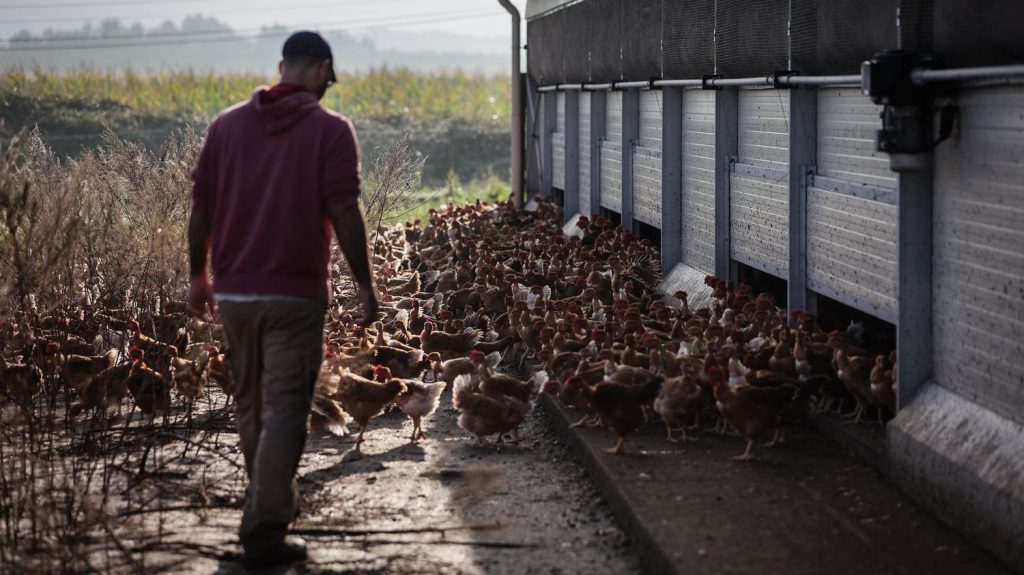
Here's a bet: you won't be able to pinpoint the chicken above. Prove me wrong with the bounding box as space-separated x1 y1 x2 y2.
127 319 178 372
124 350 172 424
429 350 500 388
70 362 133 417
582 374 663 454
419 321 480 359
653 364 704 442
333 368 405 447
708 364 802 461
373 345 431 380
870 354 895 420
834 348 876 424
452 373 528 443
382 366 446 442
169 353 206 414
309 393 350 436
206 347 236 398
1 355 44 409
63 350 118 393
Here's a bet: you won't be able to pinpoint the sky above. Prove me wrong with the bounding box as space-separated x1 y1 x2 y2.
0 0 528 52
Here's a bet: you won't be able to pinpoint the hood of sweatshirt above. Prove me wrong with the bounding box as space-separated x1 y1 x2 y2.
252 86 321 135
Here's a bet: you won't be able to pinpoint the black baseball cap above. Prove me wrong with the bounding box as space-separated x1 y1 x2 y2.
282 31 337 84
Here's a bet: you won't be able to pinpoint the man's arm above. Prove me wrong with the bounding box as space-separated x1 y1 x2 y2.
187 206 215 320
326 195 378 326
188 207 211 279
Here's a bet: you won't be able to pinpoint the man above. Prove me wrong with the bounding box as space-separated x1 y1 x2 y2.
187 31 378 568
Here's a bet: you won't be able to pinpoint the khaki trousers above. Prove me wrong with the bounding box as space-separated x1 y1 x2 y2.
218 299 325 549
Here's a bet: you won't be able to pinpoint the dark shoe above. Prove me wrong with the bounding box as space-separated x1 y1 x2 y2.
242 536 308 569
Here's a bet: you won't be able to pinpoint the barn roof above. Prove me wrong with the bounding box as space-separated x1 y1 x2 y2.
525 0 579 21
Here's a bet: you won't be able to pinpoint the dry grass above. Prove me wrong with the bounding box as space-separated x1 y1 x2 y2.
0 123 434 572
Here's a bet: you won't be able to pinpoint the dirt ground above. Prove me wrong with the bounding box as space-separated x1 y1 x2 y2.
61 387 642 574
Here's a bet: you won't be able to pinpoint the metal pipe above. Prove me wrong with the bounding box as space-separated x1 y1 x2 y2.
535 64 1024 93
496 0 523 208
652 79 703 87
706 76 774 87
538 85 558 92
614 80 652 89
780 74 861 86
911 64 1024 84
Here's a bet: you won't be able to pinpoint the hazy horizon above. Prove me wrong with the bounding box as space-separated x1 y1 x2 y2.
0 0 527 72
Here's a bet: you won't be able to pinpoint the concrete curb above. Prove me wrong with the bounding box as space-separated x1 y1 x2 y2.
538 393 675 575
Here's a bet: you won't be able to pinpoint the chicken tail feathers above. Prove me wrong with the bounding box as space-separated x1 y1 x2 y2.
528 370 549 402
485 351 502 370
452 374 474 410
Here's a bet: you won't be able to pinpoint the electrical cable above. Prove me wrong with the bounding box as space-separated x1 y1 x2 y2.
2 8 494 44
0 0 420 24
1 11 499 51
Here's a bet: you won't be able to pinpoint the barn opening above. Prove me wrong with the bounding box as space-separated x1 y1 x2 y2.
813 293 896 356
551 186 564 209
733 262 787 308
600 208 621 226
633 219 661 247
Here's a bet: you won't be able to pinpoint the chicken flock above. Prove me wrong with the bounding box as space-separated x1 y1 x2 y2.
0 196 897 461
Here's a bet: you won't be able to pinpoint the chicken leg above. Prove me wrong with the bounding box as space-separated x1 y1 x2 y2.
604 436 626 455
732 439 755 461
763 427 786 447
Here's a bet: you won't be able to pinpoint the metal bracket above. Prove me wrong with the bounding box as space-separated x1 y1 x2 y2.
702 74 723 90
773 70 798 89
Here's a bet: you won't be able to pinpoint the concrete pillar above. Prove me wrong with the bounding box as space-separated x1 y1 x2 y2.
660 87 683 272
542 91 555 197
590 91 606 218
893 119 934 408
714 90 738 280
787 86 817 318
621 89 639 229
564 91 580 220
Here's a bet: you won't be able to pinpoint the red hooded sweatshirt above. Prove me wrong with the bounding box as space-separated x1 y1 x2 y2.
190 85 361 302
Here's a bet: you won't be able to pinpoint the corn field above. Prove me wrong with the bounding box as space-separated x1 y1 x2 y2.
0 67 512 124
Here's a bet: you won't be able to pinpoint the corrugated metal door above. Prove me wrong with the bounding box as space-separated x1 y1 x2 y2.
552 92 566 190
579 93 592 216
730 88 790 277
633 90 663 226
808 88 898 320
933 87 1024 425
600 91 623 212
681 90 716 274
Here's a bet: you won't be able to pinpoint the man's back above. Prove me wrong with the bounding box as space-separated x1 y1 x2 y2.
191 87 361 302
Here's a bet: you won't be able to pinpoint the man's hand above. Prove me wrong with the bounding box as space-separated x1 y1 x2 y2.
356 285 379 327
188 275 216 321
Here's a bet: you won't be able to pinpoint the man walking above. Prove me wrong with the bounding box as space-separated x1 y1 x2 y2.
187 31 378 568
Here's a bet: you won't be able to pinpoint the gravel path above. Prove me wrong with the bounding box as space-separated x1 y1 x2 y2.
125 389 642 574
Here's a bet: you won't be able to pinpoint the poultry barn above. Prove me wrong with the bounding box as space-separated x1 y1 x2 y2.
524 0 1024 570
1 1 1023 572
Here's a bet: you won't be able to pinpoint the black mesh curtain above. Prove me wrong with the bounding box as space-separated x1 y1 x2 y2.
563 1 592 83
622 0 663 80
663 0 716 79
527 12 564 85
934 0 1024 67
898 0 933 54
790 0 899 74
714 0 789 77
589 0 623 82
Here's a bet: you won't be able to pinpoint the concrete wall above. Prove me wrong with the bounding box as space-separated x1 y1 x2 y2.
681 90 717 275
553 92 566 191
730 88 790 278
600 91 623 213
633 90 663 227
579 93 592 216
